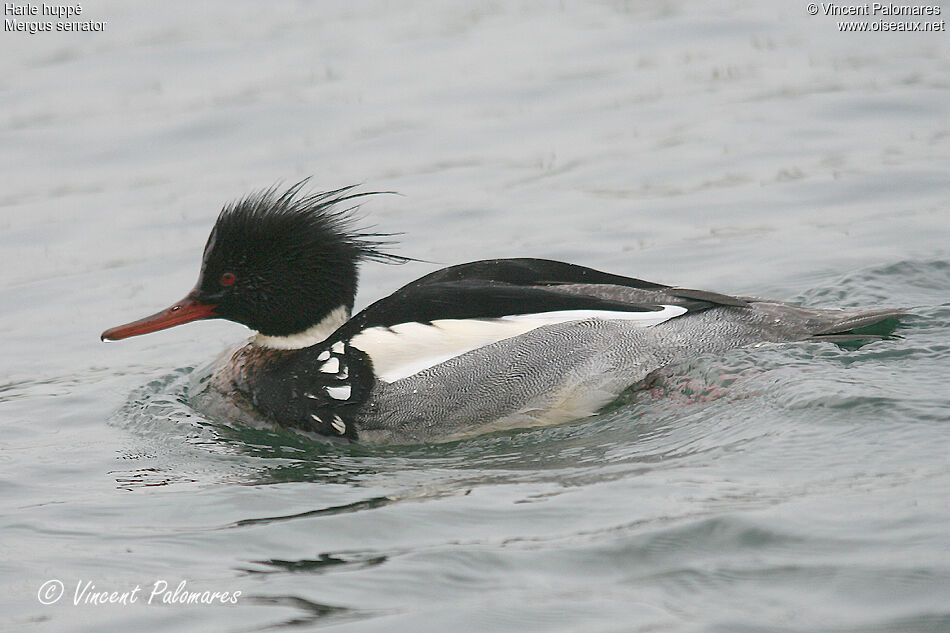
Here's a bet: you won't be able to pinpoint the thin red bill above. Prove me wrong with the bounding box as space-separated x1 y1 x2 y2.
101 292 217 341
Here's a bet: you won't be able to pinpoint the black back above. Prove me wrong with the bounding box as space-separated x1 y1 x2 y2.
334 258 691 340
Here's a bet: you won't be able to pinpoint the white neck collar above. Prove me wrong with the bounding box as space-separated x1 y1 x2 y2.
251 305 350 350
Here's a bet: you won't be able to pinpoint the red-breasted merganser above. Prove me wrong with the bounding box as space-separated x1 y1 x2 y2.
101 184 905 442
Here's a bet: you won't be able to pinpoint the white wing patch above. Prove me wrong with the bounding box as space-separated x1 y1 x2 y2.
319 357 340 374
326 384 352 400
350 306 687 383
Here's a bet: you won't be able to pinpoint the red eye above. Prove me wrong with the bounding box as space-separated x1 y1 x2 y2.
220 272 237 286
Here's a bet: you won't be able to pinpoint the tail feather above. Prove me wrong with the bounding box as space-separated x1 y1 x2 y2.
808 308 908 342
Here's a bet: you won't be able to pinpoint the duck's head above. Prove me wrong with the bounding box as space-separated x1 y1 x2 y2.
101 183 408 345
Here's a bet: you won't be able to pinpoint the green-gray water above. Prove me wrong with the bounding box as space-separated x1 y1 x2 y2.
3 2 949 631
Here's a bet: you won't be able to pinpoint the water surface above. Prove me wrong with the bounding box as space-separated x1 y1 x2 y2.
2 2 949 631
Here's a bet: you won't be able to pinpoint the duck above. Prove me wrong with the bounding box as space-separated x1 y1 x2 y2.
101 183 905 442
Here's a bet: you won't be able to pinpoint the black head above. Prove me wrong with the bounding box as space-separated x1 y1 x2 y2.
101 182 410 341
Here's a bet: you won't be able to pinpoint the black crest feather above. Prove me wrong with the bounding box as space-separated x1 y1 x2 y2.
195 180 414 336
212 180 413 266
